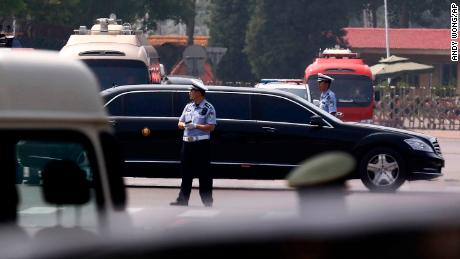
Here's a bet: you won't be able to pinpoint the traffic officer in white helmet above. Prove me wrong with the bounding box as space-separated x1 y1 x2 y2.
170 79 217 207
317 73 337 116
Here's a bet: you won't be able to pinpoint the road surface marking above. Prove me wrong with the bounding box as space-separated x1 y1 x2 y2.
127 208 144 214
178 209 220 218
20 207 61 214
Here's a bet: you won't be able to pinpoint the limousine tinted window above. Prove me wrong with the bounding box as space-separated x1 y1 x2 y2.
206 93 250 120
173 92 190 117
106 95 123 115
252 95 313 124
124 92 173 117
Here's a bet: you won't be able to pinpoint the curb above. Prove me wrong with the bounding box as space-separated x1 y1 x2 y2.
414 130 460 139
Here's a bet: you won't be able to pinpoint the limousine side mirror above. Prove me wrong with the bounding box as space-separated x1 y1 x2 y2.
309 115 324 127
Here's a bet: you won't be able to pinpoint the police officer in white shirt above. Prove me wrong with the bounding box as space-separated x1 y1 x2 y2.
170 79 217 207
318 73 337 116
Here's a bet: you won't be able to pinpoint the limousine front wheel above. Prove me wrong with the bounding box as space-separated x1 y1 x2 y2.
359 148 406 192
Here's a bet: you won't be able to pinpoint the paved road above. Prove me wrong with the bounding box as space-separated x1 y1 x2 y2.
123 136 460 230
16 136 460 232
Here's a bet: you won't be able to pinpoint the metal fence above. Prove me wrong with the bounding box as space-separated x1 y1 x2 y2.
373 86 460 130
206 81 460 130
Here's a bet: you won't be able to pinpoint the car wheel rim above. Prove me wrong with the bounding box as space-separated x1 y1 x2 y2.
366 154 399 187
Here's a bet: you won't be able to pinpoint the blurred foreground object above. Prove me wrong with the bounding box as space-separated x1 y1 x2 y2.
287 152 355 217
0 50 128 239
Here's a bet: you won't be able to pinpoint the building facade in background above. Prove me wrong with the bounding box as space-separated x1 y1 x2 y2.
344 27 458 93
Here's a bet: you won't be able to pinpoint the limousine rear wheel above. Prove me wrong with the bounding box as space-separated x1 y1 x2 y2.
359 148 406 192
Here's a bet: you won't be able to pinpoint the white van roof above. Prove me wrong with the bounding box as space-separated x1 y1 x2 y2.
65 35 140 46
60 35 150 65
0 50 107 121
61 42 148 62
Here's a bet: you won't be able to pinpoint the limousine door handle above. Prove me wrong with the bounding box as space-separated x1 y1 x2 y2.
262 126 277 133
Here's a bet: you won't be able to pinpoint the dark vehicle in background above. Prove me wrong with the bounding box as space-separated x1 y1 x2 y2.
0 34 15 47
0 34 25 48
101 85 444 191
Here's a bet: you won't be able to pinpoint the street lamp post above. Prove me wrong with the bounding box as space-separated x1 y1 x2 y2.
384 0 391 85
384 0 390 59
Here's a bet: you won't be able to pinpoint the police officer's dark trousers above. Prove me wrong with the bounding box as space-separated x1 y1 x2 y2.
177 139 213 205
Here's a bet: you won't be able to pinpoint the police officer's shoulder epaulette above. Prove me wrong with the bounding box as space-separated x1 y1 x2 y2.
204 102 212 109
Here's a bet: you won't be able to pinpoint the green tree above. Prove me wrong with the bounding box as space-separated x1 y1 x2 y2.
6 0 202 49
347 0 381 27
76 0 199 44
209 0 255 82
388 0 450 28
14 0 82 49
245 0 348 79
183 0 197 45
12 0 191 49
144 0 197 45
353 0 451 28
75 0 147 27
0 0 25 26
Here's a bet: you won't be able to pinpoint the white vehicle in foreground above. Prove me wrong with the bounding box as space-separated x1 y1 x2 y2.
0 50 128 238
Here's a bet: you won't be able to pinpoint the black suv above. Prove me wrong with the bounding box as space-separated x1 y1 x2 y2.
101 85 444 191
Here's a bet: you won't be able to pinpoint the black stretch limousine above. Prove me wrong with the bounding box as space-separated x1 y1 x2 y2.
101 85 444 191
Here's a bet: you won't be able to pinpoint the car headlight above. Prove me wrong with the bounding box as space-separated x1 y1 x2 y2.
404 138 434 152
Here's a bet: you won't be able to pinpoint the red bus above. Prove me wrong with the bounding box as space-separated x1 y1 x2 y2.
305 48 374 122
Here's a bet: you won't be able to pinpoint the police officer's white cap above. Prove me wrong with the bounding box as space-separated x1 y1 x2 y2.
190 79 208 92
317 73 334 82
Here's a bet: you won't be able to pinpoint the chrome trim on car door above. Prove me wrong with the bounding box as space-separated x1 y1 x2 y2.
125 160 181 164
125 160 298 168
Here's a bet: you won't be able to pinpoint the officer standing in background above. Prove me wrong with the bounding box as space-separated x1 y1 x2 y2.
170 79 216 207
317 73 337 116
